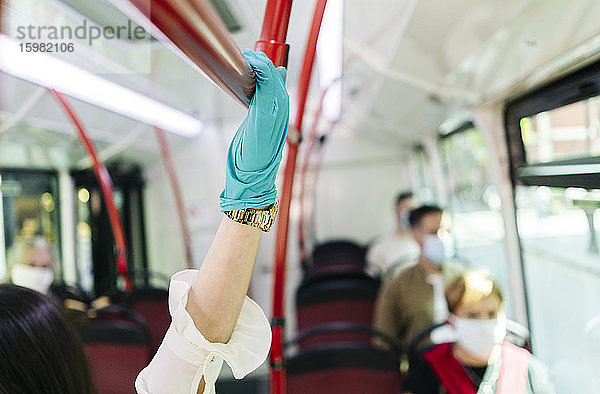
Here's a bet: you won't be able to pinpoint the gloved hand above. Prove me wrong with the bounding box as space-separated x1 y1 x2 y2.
220 49 289 211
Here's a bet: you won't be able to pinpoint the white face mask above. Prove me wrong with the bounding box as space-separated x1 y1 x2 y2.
423 234 446 265
12 264 54 294
451 314 507 360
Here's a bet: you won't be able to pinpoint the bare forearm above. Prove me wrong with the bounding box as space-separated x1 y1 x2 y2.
185 216 262 343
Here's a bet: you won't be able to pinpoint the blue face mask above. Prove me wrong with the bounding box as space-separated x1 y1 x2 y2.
423 234 445 265
399 213 410 229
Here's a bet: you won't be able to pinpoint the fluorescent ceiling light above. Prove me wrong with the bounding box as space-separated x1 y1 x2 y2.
0 34 203 137
317 0 343 122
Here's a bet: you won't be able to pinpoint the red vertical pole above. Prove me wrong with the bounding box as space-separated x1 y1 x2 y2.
255 0 294 67
266 1 328 393
252 2 293 393
155 127 194 269
50 89 131 290
297 89 326 265
298 78 341 264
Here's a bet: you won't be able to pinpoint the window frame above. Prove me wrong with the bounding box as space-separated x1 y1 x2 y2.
0 168 63 279
505 60 600 188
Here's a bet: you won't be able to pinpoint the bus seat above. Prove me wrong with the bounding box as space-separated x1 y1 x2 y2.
298 270 380 292
76 320 151 394
296 272 380 334
308 261 365 275
93 302 147 325
128 286 170 355
287 322 400 351
311 240 366 272
287 344 402 394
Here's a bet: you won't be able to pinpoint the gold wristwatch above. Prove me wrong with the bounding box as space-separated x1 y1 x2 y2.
224 199 279 232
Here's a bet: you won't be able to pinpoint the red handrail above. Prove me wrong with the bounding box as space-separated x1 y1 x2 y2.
126 0 256 107
248 2 294 392
269 1 328 392
255 0 294 67
155 127 194 269
298 78 341 264
297 89 327 264
50 89 131 290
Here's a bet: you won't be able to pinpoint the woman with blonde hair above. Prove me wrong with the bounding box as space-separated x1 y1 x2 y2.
403 270 554 394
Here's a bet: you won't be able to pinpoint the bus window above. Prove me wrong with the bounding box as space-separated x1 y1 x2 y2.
505 60 600 393
71 166 147 296
520 97 600 164
440 127 512 313
1 170 61 280
413 145 436 203
515 185 600 393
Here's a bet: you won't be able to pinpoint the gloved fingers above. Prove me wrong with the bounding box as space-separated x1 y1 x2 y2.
242 48 288 100
243 49 277 110
242 49 274 83
225 49 289 175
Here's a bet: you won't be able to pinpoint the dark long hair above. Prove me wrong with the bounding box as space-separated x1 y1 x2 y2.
0 284 95 394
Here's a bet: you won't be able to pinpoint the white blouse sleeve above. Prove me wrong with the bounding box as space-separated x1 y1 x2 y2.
135 270 272 394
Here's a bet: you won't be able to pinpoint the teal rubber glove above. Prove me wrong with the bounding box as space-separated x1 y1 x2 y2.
219 49 290 211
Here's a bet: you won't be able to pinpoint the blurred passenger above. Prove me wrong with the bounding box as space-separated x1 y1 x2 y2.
366 192 420 278
5 217 43 277
373 205 462 363
7 236 89 320
403 271 555 394
0 284 95 394
8 236 57 295
14 217 42 242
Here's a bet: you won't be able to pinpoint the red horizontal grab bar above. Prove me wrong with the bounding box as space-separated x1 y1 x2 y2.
50 89 131 290
126 0 256 107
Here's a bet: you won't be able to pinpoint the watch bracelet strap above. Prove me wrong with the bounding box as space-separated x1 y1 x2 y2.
223 199 278 232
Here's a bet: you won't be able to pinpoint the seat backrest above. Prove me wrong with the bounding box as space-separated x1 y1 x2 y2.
94 303 146 325
298 270 380 295
308 261 365 276
505 319 531 350
128 287 170 355
287 344 402 394
312 240 366 267
296 273 380 332
287 322 400 352
77 320 150 394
